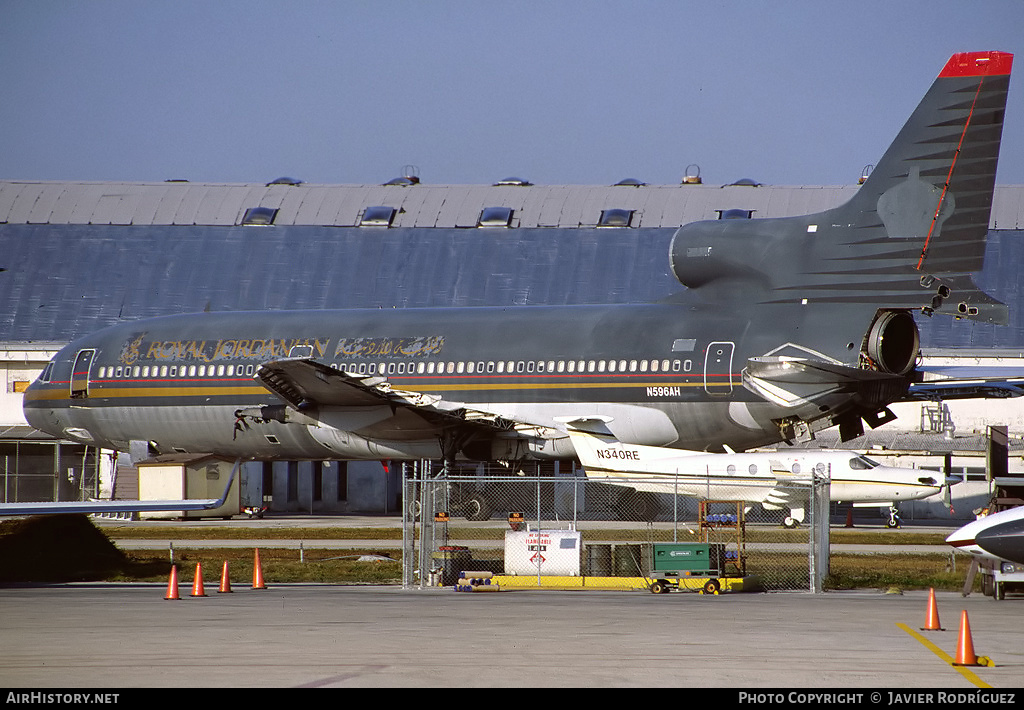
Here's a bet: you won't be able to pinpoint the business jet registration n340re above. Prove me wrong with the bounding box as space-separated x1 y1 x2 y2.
20 52 1017 479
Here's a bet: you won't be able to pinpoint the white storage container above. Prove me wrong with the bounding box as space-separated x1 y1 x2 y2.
504 526 581 576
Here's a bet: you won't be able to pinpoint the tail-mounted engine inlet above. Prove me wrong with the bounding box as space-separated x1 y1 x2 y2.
864 310 919 375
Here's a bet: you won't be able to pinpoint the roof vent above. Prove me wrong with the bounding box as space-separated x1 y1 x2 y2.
267 177 303 186
384 176 419 186
241 207 279 226
478 206 514 227
859 164 873 185
682 164 702 185
726 178 761 187
717 209 754 220
493 177 532 186
360 206 397 227
598 209 634 227
614 178 646 187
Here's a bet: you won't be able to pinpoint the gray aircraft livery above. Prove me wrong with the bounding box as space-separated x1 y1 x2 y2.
22 51 1015 465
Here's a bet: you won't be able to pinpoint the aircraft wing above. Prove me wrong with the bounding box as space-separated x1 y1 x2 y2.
904 366 1024 401
758 461 813 516
0 460 239 517
255 358 555 437
0 498 225 516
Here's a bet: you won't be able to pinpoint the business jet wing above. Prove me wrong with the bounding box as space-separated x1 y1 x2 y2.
0 460 239 517
758 460 814 523
255 358 555 437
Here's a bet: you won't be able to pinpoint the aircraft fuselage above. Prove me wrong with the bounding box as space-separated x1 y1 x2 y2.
23 298 885 460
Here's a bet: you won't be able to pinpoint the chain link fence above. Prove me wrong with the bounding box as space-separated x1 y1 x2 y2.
401 461 829 593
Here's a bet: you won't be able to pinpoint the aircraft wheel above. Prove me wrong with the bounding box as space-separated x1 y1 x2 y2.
981 573 994 598
464 493 492 521
994 582 1005 601
886 518 900 529
703 579 721 595
782 517 799 529
650 581 666 594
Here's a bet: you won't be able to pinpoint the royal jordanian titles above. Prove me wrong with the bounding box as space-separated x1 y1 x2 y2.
22 51 1017 467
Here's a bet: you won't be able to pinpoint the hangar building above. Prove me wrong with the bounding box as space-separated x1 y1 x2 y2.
2 178 1023 515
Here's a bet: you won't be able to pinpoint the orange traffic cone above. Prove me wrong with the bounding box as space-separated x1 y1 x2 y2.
191 562 207 597
952 610 979 666
218 560 233 593
252 548 267 589
921 588 944 631
164 565 180 600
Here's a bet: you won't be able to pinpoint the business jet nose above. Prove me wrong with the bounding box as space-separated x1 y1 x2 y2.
945 526 971 547
975 517 1024 565
945 517 993 560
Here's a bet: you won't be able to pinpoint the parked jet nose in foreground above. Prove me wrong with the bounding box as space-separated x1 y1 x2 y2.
947 506 1024 564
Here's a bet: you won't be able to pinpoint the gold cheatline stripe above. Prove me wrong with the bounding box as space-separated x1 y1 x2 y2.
25 379 706 401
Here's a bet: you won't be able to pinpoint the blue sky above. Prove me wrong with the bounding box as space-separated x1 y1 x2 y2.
2 1 1022 186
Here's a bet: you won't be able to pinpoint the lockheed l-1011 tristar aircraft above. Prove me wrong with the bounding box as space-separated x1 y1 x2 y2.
566 423 942 527
18 51 1016 481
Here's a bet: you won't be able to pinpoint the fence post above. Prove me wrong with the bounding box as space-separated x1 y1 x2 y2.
809 466 831 593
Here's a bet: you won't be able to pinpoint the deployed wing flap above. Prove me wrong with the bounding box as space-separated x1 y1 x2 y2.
255 358 555 438
256 358 427 408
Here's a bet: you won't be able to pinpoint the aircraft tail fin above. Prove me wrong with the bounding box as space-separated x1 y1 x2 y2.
564 422 702 474
838 51 1012 275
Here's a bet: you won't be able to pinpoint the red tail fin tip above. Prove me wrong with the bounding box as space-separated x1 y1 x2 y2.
939 51 1013 78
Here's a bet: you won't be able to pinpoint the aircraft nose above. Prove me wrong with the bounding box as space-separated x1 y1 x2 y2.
945 528 968 545
23 403 60 438
975 518 1024 565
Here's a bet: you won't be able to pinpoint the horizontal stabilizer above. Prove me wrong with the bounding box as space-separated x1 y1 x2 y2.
744 356 907 408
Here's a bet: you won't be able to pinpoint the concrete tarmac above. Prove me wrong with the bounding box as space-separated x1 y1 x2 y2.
1 585 1021 688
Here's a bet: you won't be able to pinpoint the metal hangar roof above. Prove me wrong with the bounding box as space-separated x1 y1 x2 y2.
3 180 1019 229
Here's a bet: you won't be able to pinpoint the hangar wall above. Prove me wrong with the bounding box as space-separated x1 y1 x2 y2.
2 181 1023 513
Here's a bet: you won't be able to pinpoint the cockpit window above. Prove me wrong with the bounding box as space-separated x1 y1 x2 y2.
849 456 880 470
40 362 54 383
